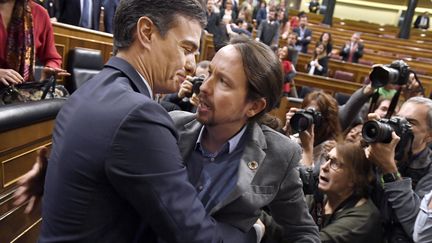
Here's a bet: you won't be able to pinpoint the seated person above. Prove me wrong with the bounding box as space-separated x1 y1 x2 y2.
307 42 328 76
0 0 67 85
339 32 364 63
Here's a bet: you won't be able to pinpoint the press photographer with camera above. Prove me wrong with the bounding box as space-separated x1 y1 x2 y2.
162 60 209 112
364 60 432 242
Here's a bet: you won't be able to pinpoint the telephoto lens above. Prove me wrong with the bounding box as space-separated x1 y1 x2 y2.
362 120 394 143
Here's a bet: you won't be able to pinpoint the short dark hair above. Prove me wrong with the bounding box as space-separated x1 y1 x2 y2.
113 0 207 50
230 36 283 120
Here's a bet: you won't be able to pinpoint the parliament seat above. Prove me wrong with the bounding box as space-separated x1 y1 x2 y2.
65 48 104 93
334 70 354 82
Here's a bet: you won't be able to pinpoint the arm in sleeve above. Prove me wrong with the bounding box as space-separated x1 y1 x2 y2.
383 175 432 237
267 144 320 243
271 23 280 46
105 103 241 243
413 191 432 243
256 22 264 40
356 43 364 59
338 86 371 131
36 7 62 68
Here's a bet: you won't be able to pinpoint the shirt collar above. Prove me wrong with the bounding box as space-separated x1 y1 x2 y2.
195 125 248 154
137 71 153 100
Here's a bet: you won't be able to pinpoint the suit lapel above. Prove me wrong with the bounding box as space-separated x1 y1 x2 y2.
178 120 203 161
209 123 267 215
105 57 152 98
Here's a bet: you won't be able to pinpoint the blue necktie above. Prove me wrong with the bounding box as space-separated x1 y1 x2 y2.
80 0 91 28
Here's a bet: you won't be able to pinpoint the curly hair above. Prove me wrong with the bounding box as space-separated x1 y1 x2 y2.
302 91 342 145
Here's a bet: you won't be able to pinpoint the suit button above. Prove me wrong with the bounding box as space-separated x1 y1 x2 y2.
198 185 204 191
248 161 259 170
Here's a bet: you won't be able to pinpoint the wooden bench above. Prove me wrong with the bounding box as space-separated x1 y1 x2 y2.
0 99 65 243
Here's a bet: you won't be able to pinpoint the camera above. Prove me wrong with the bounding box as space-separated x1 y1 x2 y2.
369 60 411 88
362 116 413 160
290 108 322 133
185 76 204 98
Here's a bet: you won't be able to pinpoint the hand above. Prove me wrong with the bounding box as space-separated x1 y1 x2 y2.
13 147 49 214
362 83 375 96
366 132 400 174
282 107 300 135
189 93 199 107
299 124 315 167
0 68 24 86
177 80 193 99
40 67 70 81
402 73 423 99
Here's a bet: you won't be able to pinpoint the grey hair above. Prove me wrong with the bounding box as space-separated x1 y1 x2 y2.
404 96 432 130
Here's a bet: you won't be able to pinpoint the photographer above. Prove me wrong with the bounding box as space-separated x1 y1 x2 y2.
366 97 432 242
163 60 210 112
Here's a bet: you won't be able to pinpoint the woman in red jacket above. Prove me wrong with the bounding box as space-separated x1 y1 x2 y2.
0 0 67 86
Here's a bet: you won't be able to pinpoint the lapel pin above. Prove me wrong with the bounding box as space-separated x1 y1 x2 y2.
247 161 259 170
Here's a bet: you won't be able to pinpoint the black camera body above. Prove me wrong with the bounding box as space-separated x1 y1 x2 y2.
362 116 413 160
369 60 411 88
185 76 204 98
290 108 322 133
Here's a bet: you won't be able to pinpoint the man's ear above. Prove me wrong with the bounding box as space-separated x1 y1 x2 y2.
246 98 267 118
136 16 154 50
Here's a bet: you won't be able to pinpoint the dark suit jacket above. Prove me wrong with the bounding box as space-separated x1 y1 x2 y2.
170 111 320 242
293 27 312 54
55 0 101 30
40 57 237 243
414 15 430 29
339 42 364 63
102 0 119 33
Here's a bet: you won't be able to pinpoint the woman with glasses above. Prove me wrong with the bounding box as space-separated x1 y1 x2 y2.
262 141 382 243
311 142 382 243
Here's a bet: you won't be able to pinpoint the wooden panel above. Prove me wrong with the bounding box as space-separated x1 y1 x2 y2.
2 143 51 188
11 219 41 243
0 120 54 154
294 72 363 94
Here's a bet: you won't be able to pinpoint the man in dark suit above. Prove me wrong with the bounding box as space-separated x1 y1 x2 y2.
16 35 320 242
339 32 364 63
36 0 243 242
414 12 430 30
55 0 102 30
293 14 312 54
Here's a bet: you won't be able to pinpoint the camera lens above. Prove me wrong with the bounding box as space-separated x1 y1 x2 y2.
369 65 400 88
192 81 203 95
290 112 314 132
362 120 393 143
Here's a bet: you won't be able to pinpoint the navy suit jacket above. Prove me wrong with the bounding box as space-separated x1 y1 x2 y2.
293 27 312 54
40 57 239 242
55 0 101 30
102 0 119 33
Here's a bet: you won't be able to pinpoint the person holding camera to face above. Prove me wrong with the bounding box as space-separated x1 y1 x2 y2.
365 96 432 243
163 60 210 112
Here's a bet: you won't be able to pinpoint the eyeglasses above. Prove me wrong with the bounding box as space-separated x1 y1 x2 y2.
323 154 344 171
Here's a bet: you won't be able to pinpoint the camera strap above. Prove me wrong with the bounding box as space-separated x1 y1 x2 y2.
368 90 380 114
385 86 402 119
